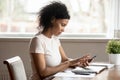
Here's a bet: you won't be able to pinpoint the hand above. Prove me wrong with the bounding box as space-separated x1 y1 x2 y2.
77 55 91 67
88 56 96 62
69 55 91 68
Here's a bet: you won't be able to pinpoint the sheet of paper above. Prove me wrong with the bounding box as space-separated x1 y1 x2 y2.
54 62 114 78
54 70 95 78
71 66 106 74
85 66 106 73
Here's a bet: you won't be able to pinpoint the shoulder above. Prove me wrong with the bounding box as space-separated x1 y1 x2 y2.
32 34 44 41
30 34 45 45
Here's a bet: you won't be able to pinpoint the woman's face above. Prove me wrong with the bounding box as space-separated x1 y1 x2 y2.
51 19 69 36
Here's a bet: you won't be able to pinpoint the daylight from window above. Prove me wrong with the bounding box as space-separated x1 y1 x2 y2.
0 0 109 37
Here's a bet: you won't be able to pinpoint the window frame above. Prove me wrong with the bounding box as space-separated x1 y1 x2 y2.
0 0 114 39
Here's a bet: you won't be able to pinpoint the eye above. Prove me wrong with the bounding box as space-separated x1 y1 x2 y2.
61 23 66 27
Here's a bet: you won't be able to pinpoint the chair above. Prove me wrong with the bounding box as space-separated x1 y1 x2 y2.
3 56 27 80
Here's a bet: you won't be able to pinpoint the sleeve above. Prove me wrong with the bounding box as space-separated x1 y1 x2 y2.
29 37 44 54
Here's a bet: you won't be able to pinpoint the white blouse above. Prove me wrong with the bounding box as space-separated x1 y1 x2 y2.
30 34 62 66
29 34 62 80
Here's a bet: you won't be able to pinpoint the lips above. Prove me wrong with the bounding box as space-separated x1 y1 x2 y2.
59 32 62 34
56 32 61 35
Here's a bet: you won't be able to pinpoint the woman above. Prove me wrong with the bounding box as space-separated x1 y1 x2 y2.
29 1 91 80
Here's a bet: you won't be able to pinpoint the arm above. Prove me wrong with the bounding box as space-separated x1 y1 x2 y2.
31 53 70 79
31 45 82 79
59 46 80 68
31 38 90 79
31 47 90 79
59 45 71 62
59 45 91 67
30 37 73 79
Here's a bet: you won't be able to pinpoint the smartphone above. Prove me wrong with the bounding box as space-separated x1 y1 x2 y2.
88 56 96 62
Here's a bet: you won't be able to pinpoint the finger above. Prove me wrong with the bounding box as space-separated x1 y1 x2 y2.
77 62 84 67
82 55 90 58
72 61 79 66
82 59 89 67
84 62 89 66
81 63 88 67
85 55 91 59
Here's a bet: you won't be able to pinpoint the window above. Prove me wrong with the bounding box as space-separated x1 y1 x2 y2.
0 0 110 38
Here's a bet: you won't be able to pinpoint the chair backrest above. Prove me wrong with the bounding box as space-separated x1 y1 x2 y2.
3 56 27 80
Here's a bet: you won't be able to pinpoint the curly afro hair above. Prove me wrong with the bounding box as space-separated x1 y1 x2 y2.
38 1 70 30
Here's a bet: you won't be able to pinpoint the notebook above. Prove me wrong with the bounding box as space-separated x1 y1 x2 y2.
72 62 114 75
89 62 114 69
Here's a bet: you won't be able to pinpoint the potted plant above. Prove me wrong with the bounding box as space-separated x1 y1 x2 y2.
106 40 120 65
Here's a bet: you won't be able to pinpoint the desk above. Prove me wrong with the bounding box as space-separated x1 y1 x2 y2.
52 66 120 80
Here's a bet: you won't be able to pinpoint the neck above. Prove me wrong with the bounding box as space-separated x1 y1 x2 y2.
42 28 53 38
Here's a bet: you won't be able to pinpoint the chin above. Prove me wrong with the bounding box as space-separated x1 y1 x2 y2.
54 33 61 36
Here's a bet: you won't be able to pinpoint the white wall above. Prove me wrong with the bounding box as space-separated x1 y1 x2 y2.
0 38 109 79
